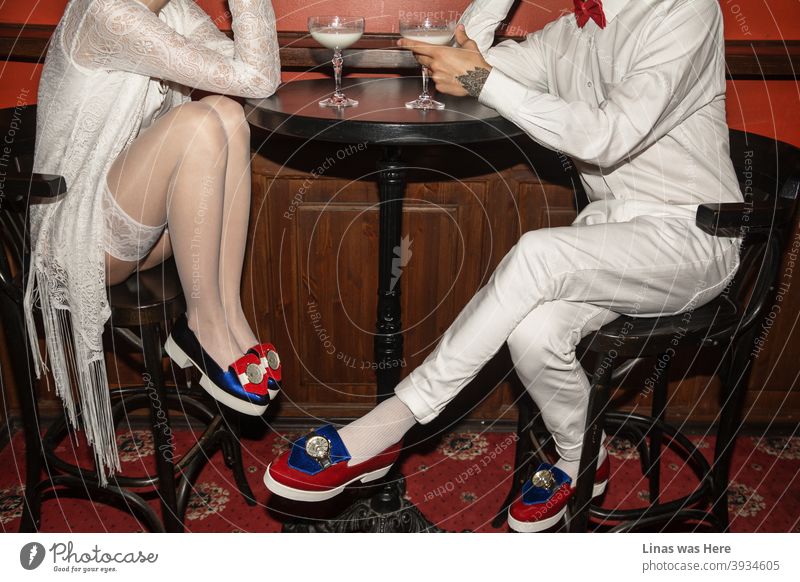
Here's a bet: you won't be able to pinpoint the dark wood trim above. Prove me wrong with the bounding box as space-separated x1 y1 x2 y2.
1 25 798 78
0 24 52 63
725 40 800 79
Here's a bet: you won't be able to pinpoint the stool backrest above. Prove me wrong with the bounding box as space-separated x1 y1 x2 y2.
725 129 800 332
0 105 38 300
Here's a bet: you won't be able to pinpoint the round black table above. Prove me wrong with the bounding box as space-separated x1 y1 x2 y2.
247 76 521 146
245 77 521 532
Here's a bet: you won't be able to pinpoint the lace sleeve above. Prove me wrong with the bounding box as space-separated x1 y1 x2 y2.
178 0 235 59
72 0 280 98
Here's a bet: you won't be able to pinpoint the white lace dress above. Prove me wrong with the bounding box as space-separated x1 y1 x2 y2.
26 0 280 484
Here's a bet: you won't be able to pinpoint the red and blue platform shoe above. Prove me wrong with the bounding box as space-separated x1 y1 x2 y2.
508 454 610 532
264 424 401 502
164 314 281 415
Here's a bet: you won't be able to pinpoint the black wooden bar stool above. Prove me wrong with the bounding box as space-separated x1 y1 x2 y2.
496 129 800 532
0 105 256 533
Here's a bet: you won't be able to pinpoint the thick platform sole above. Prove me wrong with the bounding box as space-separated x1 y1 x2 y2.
164 335 269 416
263 463 393 502
507 477 608 533
508 507 567 533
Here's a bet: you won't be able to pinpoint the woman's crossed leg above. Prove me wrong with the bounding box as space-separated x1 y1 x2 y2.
104 96 258 369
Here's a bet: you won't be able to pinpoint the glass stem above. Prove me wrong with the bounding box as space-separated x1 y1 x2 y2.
421 65 431 99
332 48 344 98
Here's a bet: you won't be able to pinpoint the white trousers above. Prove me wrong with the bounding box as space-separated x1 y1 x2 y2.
395 200 741 460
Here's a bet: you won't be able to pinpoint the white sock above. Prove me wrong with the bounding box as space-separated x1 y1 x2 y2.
554 446 608 484
338 396 417 466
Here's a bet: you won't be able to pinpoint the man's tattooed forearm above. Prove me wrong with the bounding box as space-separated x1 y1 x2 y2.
456 67 490 98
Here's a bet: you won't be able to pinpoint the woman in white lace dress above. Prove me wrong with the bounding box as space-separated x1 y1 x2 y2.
27 0 281 482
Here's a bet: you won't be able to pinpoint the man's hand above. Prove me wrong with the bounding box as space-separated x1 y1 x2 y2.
397 24 492 98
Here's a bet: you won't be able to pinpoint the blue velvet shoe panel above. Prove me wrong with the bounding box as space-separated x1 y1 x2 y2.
170 315 269 406
521 463 572 505
287 425 352 475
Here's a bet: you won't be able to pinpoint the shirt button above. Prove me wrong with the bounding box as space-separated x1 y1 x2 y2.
587 81 593 87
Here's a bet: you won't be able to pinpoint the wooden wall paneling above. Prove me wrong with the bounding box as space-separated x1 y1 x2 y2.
2 19 799 426
253 139 522 420
242 164 276 351
742 217 800 424
466 174 583 420
246 134 800 426
463 167 528 421
419 152 538 422
669 361 723 424
5 142 798 427
606 350 723 424
291 179 385 406
249 138 524 420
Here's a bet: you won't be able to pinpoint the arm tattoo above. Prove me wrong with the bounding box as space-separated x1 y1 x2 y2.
456 67 491 98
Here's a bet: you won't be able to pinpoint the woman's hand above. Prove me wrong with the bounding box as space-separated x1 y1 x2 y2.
397 24 492 98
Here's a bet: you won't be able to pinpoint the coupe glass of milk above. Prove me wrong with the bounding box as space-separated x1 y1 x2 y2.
399 17 457 110
308 16 366 108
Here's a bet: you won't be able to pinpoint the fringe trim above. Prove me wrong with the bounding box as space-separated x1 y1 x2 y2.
24 268 121 487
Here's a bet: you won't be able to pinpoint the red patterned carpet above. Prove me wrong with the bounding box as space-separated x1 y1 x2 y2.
1 427 798 532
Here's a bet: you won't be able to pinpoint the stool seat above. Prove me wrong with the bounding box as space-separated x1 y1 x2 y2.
108 259 185 327
580 294 739 357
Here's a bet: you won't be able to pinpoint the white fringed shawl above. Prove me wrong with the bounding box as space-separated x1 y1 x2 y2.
26 0 279 484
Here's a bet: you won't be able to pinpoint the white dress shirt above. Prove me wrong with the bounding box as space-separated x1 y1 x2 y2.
461 0 743 210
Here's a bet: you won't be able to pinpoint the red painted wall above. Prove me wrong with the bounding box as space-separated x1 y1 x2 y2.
2 0 798 38
1 1 799 144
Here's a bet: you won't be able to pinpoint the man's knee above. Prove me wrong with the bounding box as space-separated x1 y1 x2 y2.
507 303 579 364
498 229 563 298
512 229 555 267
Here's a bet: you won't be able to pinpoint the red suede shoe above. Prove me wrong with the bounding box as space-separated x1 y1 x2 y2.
264 424 402 502
507 454 610 533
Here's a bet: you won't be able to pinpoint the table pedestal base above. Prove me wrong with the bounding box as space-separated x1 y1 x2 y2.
282 146 443 533
281 475 441 533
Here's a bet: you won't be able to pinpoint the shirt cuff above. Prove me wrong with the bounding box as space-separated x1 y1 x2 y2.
477 66 529 121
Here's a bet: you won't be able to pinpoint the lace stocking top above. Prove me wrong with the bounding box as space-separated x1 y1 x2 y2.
26 0 280 483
